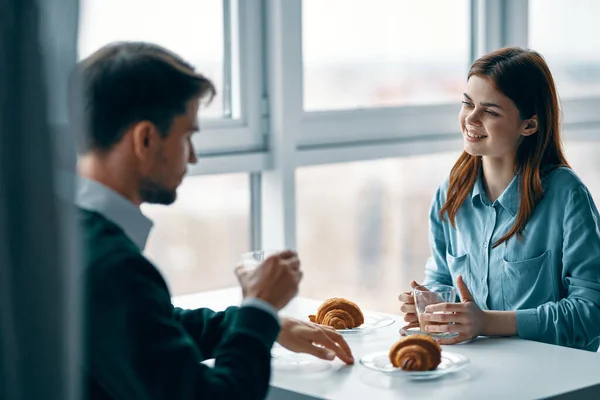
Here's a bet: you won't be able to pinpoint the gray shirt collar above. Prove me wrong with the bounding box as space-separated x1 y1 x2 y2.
73 174 153 250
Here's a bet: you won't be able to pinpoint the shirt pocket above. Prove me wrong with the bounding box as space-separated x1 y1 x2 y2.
446 252 471 297
501 250 554 310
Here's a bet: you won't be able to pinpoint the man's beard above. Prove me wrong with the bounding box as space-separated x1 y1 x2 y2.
139 178 177 205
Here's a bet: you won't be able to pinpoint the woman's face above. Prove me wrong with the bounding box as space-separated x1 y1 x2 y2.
459 75 537 160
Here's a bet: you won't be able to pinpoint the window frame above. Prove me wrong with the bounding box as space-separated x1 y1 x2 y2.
194 0 267 155
132 0 600 254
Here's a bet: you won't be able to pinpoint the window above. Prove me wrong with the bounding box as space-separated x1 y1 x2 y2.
564 140 600 203
142 174 250 296
74 0 600 310
529 0 600 99
302 0 471 111
78 0 238 118
296 151 461 313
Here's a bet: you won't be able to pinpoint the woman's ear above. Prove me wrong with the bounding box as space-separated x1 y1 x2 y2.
521 115 539 137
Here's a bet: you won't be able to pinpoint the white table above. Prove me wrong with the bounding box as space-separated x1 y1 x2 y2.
173 287 600 400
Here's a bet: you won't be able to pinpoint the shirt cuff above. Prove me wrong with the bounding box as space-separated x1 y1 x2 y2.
516 308 540 340
241 297 280 326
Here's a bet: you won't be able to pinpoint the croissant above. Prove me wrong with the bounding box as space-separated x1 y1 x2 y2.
389 335 442 371
308 298 364 329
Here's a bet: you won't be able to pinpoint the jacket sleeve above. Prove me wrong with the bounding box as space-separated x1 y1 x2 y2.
86 253 280 400
172 306 240 361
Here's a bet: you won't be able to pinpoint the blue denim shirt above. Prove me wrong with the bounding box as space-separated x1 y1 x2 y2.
424 167 600 351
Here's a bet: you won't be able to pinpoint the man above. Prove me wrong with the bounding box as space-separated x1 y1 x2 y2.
68 42 354 400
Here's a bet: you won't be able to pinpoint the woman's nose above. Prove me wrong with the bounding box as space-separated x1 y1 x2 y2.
465 109 481 126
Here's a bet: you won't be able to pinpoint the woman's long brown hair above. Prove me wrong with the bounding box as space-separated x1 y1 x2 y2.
440 47 570 248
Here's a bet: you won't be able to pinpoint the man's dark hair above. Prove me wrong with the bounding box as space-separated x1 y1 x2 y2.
69 41 216 153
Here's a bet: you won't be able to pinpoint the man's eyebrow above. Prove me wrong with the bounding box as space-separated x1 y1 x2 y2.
463 93 503 109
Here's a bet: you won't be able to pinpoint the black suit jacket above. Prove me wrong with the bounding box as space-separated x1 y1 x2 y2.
80 209 280 400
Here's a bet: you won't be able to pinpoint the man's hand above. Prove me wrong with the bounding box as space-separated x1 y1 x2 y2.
277 317 354 364
235 250 302 310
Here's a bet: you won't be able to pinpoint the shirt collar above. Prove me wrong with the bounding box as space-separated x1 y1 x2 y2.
471 168 487 205
496 173 520 217
75 176 153 250
471 168 520 217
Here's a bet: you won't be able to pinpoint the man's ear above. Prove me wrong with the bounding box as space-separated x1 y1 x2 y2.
521 115 539 137
131 121 161 161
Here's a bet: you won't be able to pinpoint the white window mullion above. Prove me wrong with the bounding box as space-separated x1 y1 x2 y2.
473 0 503 57
260 0 303 250
474 0 528 55
222 0 234 118
470 0 479 63
297 105 460 148
249 172 263 250
503 0 529 48
194 0 265 156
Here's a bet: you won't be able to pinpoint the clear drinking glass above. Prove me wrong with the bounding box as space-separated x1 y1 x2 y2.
412 284 457 338
239 249 279 272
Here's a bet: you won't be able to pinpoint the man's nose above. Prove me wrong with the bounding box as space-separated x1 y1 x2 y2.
188 148 198 164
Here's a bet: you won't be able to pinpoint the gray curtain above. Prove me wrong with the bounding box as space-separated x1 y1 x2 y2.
0 0 81 399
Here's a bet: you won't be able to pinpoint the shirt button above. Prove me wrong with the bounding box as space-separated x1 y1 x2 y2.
484 242 488 248
481 278 486 283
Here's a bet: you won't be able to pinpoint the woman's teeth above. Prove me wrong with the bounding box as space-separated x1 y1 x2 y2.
467 131 486 139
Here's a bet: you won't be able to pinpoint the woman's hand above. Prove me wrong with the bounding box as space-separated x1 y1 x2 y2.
418 275 485 345
398 280 422 333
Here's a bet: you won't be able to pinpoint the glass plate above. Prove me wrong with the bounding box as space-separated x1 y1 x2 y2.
326 312 396 335
400 325 459 339
360 351 469 380
270 344 332 373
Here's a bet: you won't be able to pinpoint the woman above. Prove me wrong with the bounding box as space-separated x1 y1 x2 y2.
399 47 600 351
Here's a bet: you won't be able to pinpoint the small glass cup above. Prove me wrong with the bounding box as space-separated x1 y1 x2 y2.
239 249 279 272
413 284 457 337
